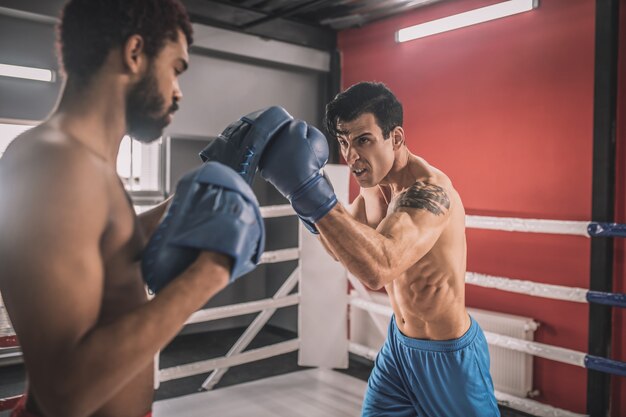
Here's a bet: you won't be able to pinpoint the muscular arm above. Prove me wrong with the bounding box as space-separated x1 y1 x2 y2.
316 182 451 290
0 147 227 417
318 194 367 261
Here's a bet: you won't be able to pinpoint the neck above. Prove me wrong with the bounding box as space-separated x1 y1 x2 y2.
53 76 127 164
380 146 416 195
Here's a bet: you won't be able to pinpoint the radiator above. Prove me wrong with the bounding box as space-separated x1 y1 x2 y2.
349 291 537 398
468 307 537 397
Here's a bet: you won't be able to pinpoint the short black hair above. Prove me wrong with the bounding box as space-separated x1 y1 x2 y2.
58 0 193 84
325 82 403 140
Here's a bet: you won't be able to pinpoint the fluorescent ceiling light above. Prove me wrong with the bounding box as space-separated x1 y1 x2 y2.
0 63 55 82
396 0 538 43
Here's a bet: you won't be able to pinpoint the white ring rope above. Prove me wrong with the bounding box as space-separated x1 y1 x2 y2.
185 294 300 325
260 204 295 218
465 272 589 303
259 248 299 264
260 204 591 236
494 390 588 417
484 332 586 368
348 341 378 361
159 339 300 382
350 295 393 317
466 215 589 237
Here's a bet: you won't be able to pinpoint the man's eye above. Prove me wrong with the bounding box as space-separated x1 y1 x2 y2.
358 137 369 144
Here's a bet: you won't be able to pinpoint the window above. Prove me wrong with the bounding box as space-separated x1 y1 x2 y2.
116 135 167 206
0 122 33 157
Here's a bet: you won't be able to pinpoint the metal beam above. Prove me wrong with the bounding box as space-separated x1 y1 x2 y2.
587 0 620 416
322 0 440 29
325 48 341 163
183 0 335 50
239 0 332 29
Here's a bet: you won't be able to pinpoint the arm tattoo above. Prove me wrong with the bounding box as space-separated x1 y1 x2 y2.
393 182 450 216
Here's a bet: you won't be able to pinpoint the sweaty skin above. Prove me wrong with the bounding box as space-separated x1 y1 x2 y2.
317 113 469 340
0 31 230 417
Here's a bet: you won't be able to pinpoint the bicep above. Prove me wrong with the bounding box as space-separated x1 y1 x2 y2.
377 182 451 265
377 210 447 258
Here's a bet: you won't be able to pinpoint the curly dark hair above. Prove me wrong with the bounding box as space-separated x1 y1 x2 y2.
58 0 193 84
325 82 403 140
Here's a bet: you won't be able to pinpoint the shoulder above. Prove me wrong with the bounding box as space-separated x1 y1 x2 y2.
0 126 113 227
393 160 456 217
394 181 451 216
2 126 110 191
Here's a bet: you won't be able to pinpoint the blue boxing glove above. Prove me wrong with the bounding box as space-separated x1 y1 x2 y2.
199 106 293 185
259 120 337 234
141 162 264 293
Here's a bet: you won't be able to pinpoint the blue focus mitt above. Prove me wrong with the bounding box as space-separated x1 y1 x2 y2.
142 162 265 293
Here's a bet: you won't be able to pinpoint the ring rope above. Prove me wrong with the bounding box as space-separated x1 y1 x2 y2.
466 272 587 303
185 294 300 325
494 390 587 417
159 339 300 382
466 215 589 236
267 203 626 237
465 272 626 308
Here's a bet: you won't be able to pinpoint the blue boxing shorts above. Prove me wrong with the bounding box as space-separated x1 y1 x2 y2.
361 316 500 417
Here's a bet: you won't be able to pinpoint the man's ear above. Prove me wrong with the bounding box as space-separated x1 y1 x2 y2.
123 34 146 74
391 126 405 149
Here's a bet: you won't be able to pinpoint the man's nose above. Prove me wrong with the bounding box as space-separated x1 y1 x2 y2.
344 145 359 165
173 79 183 103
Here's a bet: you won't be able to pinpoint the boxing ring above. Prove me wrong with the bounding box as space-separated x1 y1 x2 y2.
1 165 626 417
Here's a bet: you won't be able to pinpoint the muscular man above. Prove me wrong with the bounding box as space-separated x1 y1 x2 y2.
0 1 261 417
260 82 499 416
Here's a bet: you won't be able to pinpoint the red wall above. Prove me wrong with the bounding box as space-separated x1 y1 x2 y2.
338 0 626 414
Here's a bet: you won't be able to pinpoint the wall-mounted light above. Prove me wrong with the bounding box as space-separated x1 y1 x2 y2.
396 0 538 43
0 63 56 82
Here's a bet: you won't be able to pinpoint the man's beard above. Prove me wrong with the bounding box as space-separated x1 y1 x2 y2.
125 65 177 143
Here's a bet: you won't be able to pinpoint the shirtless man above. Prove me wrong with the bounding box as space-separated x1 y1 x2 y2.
0 1 259 416
259 82 499 416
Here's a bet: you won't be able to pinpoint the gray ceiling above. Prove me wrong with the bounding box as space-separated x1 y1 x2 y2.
0 0 447 49
206 0 444 30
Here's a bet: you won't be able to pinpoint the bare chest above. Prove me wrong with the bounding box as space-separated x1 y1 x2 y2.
362 190 390 228
99 190 148 322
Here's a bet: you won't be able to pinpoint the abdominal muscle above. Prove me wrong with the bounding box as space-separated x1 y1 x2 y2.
385 251 469 341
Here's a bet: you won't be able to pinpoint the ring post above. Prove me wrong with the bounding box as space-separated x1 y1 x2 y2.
298 164 349 369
